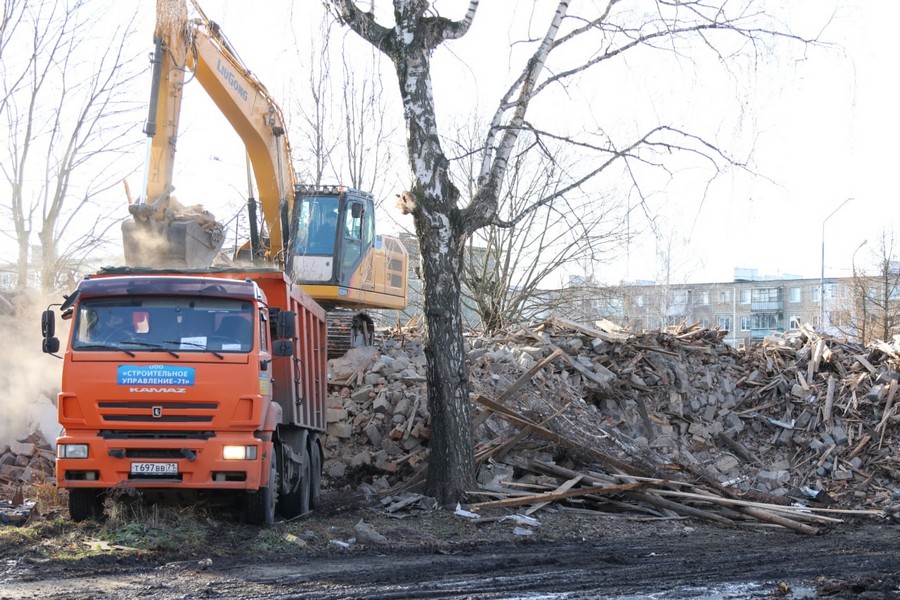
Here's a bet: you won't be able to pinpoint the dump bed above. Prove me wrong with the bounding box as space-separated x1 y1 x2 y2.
86 267 327 431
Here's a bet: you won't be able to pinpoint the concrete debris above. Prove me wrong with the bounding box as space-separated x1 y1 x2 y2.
1 431 55 489
354 519 389 545
321 317 899 532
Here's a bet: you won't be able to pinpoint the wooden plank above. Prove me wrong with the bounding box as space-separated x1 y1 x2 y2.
473 395 646 477
823 375 836 429
525 475 583 516
853 354 877 374
550 315 629 342
524 459 735 527
469 481 644 511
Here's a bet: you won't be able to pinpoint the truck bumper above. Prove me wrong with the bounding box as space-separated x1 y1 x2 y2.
56 433 272 491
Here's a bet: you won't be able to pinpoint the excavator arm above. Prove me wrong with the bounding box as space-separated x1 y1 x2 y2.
123 0 294 268
123 0 408 358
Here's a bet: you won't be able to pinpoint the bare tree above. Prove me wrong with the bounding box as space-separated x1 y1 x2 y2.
845 231 900 344
1 0 142 291
291 12 398 201
291 12 342 187
325 0 815 504
454 129 631 332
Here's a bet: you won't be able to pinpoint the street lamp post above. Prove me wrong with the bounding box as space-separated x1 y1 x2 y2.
820 197 854 332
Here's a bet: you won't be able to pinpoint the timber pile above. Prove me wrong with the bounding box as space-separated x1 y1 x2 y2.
323 317 899 534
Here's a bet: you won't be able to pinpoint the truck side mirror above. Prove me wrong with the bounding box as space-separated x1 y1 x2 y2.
42 310 55 338
275 310 296 339
43 337 60 354
272 340 294 357
41 310 60 354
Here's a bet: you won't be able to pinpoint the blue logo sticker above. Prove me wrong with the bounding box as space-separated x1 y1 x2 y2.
117 364 195 386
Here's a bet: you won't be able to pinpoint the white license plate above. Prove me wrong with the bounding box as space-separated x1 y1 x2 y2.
130 462 178 475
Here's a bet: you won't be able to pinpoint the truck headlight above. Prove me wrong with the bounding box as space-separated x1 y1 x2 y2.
58 444 89 459
223 445 257 460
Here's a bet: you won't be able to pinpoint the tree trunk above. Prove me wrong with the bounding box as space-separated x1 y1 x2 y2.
415 214 475 505
16 237 29 290
39 228 56 292
393 36 475 505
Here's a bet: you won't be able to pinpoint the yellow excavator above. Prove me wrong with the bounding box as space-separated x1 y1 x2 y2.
122 0 407 356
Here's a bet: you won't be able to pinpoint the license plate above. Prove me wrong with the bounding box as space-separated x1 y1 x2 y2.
130 462 178 475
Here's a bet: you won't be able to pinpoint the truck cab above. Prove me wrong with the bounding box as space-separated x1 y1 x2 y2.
43 269 326 524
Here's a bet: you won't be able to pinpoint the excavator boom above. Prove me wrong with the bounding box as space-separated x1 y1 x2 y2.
124 0 292 268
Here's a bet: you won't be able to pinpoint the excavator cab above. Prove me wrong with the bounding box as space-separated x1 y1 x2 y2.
288 185 407 357
289 185 378 291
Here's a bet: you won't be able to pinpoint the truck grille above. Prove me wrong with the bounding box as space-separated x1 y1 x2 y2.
98 400 218 424
100 430 215 440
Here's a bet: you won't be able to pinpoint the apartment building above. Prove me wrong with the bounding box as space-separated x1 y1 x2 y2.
553 269 868 344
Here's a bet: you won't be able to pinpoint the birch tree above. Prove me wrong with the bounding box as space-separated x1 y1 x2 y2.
1 0 141 291
325 0 815 504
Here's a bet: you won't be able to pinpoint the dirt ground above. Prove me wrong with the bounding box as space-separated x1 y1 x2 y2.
1 491 898 600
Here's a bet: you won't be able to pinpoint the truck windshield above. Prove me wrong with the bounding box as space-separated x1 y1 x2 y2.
72 296 254 353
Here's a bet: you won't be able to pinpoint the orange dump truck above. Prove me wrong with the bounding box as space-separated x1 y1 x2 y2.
41 267 327 524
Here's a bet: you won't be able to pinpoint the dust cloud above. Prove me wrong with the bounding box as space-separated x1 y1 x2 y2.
0 289 65 448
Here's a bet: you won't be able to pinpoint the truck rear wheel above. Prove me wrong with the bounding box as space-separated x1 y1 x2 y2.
68 488 105 522
244 457 277 525
309 440 322 510
277 443 310 519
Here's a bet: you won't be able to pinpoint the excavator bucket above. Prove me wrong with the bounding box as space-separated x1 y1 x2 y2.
122 201 225 269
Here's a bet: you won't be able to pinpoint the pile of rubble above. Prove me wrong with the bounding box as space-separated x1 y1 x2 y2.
0 432 55 487
0 432 54 525
322 317 899 532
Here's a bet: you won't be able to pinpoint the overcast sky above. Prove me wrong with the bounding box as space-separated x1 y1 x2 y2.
11 1 893 288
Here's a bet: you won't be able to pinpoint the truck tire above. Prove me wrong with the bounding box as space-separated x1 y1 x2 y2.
245 457 277 525
277 443 310 519
308 440 322 510
68 489 105 522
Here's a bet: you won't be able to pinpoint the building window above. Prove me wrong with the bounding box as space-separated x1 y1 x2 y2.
672 290 686 304
789 287 801 303
815 284 837 302
753 313 779 329
719 291 729 304
740 316 751 331
698 291 709 305
718 316 731 331
751 288 780 303
789 316 801 330
740 289 750 304
634 295 644 308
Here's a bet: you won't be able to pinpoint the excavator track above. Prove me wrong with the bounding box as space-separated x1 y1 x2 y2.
326 311 374 360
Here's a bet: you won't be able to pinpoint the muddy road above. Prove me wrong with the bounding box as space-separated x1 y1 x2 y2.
2 519 898 599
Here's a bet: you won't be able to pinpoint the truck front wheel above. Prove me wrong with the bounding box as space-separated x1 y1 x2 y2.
68 488 105 522
244 457 277 525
